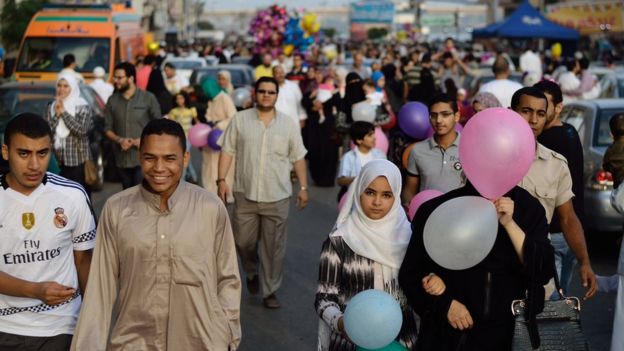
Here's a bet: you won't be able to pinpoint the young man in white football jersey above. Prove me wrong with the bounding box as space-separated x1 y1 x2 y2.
0 113 95 350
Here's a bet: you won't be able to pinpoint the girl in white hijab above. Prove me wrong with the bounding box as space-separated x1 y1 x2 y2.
44 72 93 193
315 159 428 351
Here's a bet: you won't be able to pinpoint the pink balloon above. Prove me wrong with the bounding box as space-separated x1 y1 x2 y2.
374 127 388 154
338 192 348 211
188 123 212 148
408 189 443 220
459 108 535 199
425 123 463 138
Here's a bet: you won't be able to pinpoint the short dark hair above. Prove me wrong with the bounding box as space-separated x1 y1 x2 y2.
4 113 53 147
140 119 186 152
428 93 458 113
579 57 590 70
609 113 624 139
164 62 175 70
350 121 375 144
143 55 157 66
62 54 76 68
254 76 279 95
533 80 563 105
510 87 548 111
492 56 509 75
114 61 136 82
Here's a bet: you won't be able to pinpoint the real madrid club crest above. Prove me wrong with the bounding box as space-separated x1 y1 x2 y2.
53 207 68 229
22 213 35 230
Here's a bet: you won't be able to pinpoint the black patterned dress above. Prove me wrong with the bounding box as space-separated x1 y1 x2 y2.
315 235 418 351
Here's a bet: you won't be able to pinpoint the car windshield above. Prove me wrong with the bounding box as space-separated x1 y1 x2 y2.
196 68 249 87
0 86 55 143
17 37 110 73
169 61 204 70
597 108 622 146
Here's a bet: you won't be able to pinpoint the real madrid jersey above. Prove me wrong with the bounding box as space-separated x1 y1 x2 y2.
0 173 96 337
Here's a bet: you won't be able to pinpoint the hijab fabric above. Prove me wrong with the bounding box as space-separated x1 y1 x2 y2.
331 159 411 269
371 71 384 92
202 78 224 100
217 70 234 94
51 72 87 149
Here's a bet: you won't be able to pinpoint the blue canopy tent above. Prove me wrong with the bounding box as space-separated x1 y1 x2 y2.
473 1 579 40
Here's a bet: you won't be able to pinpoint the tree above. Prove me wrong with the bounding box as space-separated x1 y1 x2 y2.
322 28 336 39
367 27 388 40
1 0 49 51
197 21 214 30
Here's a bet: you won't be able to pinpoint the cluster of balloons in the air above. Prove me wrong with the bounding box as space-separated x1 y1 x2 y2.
248 5 290 56
283 12 321 56
188 123 223 151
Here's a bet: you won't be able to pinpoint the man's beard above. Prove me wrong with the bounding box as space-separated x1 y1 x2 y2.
115 82 129 93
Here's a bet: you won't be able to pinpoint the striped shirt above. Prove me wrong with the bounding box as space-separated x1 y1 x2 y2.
220 108 307 202
44 104 93 167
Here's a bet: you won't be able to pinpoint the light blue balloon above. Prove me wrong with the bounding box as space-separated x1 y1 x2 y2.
344 289 403 349
357 341 408 351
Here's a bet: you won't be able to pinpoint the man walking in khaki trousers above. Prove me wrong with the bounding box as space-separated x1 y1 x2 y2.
217 76 309 308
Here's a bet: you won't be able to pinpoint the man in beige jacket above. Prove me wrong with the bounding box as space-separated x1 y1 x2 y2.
71 119 241 350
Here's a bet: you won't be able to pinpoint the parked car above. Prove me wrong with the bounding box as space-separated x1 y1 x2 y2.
162 57 208 83
189 64 254 89
0 81 108 187
560 99 624 232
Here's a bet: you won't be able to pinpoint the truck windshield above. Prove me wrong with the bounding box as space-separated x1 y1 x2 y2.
17 37 110 73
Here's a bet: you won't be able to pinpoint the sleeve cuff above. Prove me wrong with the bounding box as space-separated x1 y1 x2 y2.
322 305 343 332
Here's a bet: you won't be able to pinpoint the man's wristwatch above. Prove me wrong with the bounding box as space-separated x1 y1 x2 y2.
216 178 226 186
116 137 123 144
300 186 308 191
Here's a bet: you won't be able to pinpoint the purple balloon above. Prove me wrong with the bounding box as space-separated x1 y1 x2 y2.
398 102 430 139
208 129 223 151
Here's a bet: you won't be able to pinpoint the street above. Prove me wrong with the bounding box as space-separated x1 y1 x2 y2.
91 171 620 351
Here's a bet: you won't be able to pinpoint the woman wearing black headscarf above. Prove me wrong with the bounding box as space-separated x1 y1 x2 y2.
331 72 366 156
146 59 173 115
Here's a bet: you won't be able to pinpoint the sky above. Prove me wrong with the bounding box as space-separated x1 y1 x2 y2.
203 0 352 11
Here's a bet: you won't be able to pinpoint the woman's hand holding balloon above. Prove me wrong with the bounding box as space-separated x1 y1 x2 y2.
422 273 445 296
494 197 514 227
447 300 473 330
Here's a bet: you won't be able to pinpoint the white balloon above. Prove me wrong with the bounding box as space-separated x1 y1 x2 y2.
231 87 251 108
423 196 498 270
352 102 376 123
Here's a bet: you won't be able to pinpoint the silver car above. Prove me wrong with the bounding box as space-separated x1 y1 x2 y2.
560 99 624 232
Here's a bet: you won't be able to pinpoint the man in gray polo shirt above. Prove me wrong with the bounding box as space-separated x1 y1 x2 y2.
217 76 309 309
105 62 161 189
401 94 464 207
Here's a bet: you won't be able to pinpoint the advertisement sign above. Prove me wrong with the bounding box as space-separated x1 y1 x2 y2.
547 1 623 34
350 1 395 40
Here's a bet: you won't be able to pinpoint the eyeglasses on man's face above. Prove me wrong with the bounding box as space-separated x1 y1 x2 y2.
256 89 277 95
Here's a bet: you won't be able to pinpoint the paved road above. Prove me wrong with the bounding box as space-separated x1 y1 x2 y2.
92 179 620 351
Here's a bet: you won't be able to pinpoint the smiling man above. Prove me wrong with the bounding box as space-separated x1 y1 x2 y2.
72 119 241 350
0 113 95 350
402 93 464 207
511 87 596 300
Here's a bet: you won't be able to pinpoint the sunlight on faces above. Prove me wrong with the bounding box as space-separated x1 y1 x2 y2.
360 176 394 220
429 102 459 136
514 95 547 138
140 134 189 197
1 134 51 195
56 79 71 99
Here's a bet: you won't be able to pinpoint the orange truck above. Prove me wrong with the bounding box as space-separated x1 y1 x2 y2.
14 3 146 82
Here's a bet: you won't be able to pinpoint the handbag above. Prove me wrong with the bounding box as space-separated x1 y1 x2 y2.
511 266 589 351
84 159 100 188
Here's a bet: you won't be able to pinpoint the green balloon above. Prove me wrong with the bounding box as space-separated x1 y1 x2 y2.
356 341 408 351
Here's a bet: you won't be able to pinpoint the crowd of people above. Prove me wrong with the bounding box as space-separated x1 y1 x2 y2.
0 33 623 351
